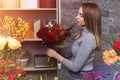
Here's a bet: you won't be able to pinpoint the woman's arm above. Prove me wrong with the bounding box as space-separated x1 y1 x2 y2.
47 33 96 72
62 34 96 72
47 48 64 62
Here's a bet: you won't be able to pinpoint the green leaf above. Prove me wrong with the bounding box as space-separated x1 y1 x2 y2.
103 32 117 48
0 54 3 59
58 77 64 80
17 74 22 79
109 32 117 45
58 41 65 47
116 62 120 65
3 76 8 80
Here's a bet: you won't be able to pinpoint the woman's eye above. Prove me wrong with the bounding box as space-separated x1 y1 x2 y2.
79 13 83 17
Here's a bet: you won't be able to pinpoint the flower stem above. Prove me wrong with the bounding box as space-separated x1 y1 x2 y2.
6 50 11 61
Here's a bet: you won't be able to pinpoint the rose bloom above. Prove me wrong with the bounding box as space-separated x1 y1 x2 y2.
113 41 120 51
93 72 101 79
83 73 94 80
8 74 17 80
0 68 3 73
7 37 21 50
0 36 7 50
0 74 3 80
15 68 26 76
5 68 11 74
115 72 120 80
0 59 7 66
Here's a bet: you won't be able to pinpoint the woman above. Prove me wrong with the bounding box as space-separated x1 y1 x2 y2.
47 3 102 79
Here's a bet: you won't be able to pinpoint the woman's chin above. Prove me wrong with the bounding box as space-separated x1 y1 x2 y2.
76 22 80 25
77 23 81 26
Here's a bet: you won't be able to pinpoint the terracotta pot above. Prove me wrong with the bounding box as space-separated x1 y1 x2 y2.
40 0 56 8
2 0 20 8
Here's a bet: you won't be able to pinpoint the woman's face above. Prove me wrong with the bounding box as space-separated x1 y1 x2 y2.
76 7 85 26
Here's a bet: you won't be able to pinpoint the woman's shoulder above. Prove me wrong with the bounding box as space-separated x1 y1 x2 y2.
81 32 96 49
82 31 95 41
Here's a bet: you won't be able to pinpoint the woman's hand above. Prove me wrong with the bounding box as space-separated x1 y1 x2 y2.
46 48 58 57
46 48 64 62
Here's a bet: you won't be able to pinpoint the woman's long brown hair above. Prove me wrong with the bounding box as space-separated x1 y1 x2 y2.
82 3 102 50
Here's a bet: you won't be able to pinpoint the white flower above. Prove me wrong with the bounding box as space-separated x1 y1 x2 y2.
7 37 21 50
46 21 53 27
0 36 8 50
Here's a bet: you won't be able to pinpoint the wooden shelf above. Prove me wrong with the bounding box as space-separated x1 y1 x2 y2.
23 38 42 41
0 8 57 10
0 0 60 77
23 58 57 71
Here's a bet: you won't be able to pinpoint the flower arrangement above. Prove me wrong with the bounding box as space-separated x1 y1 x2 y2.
36 21 73 48
0 16 29 79
0 16 30 60
104 33 120 55
0 59 26 80
103 33 120 69
103 49 120 66
36 21 74 66
0 16 30 41
0 36 21 61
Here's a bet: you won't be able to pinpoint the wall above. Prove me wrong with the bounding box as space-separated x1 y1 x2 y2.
60 0 120 66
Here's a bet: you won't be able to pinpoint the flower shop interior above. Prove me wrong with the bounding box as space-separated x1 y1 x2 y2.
0 0 120 80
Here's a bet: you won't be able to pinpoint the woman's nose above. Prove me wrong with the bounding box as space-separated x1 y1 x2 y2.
76 15 78 19
76 14 79 19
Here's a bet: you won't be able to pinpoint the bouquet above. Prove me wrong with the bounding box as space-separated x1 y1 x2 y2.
103 33 120 69
0 59 26 80
36 21 73 48
36 21 74 63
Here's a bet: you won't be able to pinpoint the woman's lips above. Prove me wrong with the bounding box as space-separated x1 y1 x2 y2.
76 20 79 23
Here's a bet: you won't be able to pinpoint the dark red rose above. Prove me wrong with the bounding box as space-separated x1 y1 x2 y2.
113 41 120 51
60 29 69 36
55 38 60 42
59 35 66 40
52 27 59 33
37 27 49 38
36 25 70 46
49 32 56 37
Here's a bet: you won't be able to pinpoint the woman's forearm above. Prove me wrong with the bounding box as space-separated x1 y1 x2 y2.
53 52 64 62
